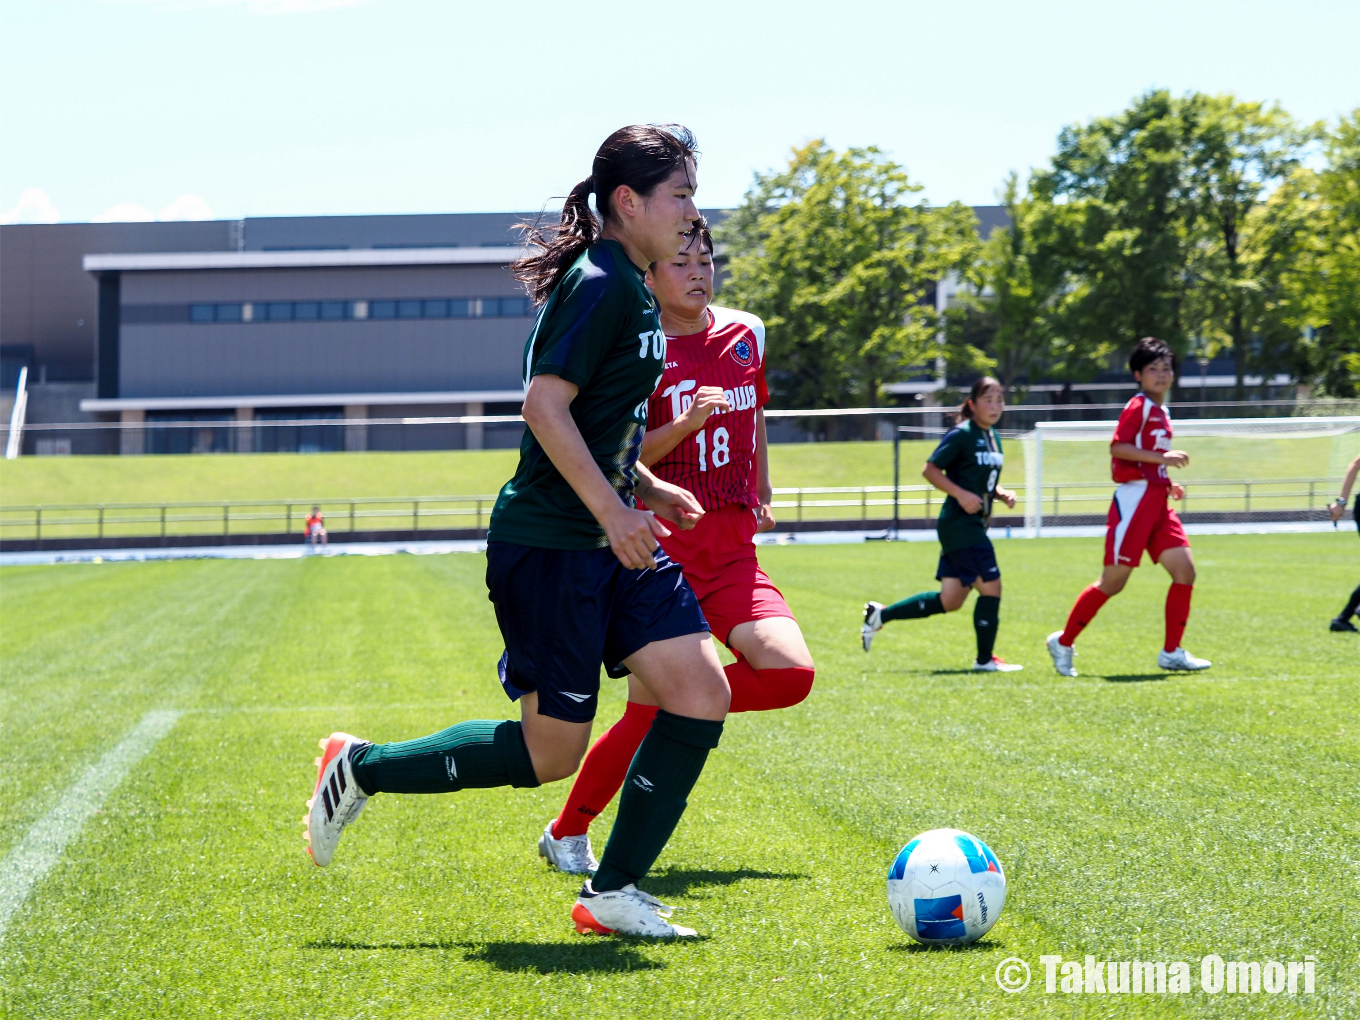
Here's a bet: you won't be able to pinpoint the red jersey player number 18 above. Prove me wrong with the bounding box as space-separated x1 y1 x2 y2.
648 305 769 512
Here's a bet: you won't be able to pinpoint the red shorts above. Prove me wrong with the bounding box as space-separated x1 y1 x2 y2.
1104 481 1189 567
655 503 794 645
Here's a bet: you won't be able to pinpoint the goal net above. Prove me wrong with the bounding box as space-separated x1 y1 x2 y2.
1019 416 1360 533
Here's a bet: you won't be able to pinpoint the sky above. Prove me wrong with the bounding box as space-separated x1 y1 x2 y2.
1 0 1357 224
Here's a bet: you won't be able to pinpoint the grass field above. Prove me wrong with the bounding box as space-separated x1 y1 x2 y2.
2 433 1353 507
1 531 1356 1018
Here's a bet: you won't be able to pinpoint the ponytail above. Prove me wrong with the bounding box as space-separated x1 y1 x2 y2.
957 376 1004 423
513 124 698 305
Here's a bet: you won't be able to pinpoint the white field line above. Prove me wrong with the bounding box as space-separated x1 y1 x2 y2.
0 709 181 940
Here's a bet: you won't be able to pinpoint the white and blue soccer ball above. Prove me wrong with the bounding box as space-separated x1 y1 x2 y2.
886 828 1006 946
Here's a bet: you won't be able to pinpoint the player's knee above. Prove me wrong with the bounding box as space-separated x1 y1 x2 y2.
771 666 815 709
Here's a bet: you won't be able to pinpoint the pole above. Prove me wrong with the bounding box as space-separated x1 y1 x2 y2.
892 425 901 540
6 366 28 460
1033 427 1044 538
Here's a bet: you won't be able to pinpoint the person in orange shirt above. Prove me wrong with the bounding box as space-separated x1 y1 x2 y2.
305 506 327 548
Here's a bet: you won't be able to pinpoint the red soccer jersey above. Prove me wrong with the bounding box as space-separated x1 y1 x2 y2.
647 306 770 511
1111 392 1173 484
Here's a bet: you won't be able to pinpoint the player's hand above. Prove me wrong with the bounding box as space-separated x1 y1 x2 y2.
601 504 669 570
1331 499 1346 524
640 478 704 530
755 502 776 533
1162 449 1190 469
1170 481 1185 501
955 491 984 515
995 487 1017 510
677 386 730 433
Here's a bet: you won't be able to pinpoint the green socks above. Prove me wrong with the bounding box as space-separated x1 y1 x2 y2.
974 595 1000 664
592 710 724 892
881 592 945 622
349 719 540 795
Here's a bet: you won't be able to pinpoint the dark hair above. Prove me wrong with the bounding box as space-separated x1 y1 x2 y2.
684 215 713 255
1129 336 1179 374
958 376 1004 423
513 124 699 304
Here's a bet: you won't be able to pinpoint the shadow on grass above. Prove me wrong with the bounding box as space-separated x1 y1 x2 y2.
304 939 460 951
643 868 807 898
458 939 680 974
1102 673 1170 683
885 937 1006 953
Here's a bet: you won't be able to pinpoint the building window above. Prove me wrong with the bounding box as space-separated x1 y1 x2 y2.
370 300 396 320
267 302 293 321
397 299 421 319
294 302 319 321
423 299 448 318
320 301 348 320
176 294 532 324
190 304 214 323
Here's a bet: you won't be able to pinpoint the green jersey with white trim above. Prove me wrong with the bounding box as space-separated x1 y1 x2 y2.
489 240 666 550
928 419 1005 554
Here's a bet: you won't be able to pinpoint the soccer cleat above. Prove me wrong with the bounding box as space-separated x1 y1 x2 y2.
538 820 599 875
973 656 1023 672
1158 647 1212 671
305 732 370 867
861 602 884 652
1330 617 1359 633
571 882 694 938
1046 631 1078 677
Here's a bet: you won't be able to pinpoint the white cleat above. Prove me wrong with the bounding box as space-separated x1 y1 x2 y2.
1046 631 1078 677
973 656 1023 672
305 732 370 867
1158 647 1212 671
572 882 693 938
862 602 884 652
538 820 598 875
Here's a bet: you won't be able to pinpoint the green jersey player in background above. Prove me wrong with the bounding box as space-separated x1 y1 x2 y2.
861 377 1023 671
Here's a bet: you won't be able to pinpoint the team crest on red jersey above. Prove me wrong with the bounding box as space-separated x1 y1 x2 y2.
730 338 754 367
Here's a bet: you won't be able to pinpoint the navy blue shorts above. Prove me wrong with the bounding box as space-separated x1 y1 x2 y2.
486 541 710 723
936 540 1001 586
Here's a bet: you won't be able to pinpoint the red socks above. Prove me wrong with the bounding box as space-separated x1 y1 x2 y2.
1165 583 1193 652
549 660 816 840
725 658 815 713
1060 584 1110 647
552 701 657 839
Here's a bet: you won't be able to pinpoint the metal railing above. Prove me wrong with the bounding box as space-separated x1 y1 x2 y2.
0 477 1343 543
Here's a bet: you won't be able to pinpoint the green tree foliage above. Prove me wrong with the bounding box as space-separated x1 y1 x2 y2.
717 142 979 410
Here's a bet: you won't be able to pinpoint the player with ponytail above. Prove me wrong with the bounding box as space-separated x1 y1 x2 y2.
861 377 1023 671
303 125 729 939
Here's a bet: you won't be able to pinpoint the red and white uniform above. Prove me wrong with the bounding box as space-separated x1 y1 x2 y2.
641 306 792 643
1104 393 1189 567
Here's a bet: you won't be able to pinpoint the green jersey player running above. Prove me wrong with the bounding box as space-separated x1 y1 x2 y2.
861 377 1022 671
302 125 732 939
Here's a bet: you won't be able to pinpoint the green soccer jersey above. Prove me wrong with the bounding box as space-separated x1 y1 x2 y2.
928 419 1005 554
488 240 666 550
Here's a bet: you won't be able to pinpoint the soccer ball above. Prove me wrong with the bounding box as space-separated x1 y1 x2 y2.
886 828 1006 946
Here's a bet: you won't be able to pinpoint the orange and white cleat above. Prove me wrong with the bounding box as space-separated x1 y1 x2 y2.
571 882 694 937
304 732 370 867
972 656 1024 672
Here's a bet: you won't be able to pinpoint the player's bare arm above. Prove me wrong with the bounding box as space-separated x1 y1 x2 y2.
638 385 731 465
522 373 670 570
1109 441 1189 468
923 461 983 514
1331 453 1360 522
634 463 703 530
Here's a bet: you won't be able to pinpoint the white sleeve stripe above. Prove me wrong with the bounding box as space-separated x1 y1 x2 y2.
709 305 766 363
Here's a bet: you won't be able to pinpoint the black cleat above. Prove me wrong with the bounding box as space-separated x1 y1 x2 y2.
1330 617 1359 633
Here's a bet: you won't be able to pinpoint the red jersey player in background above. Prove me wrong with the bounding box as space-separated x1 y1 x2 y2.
538 220 816 874
1046 337 1212 676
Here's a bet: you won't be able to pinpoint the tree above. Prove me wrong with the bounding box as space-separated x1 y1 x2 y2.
718 142 980 412
1179 95 1307 397
1304 110 1360 396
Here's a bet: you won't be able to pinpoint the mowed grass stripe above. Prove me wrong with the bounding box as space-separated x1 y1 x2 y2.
0 710 181 939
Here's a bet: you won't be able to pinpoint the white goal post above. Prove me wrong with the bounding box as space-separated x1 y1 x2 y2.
1021 416 1360 535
